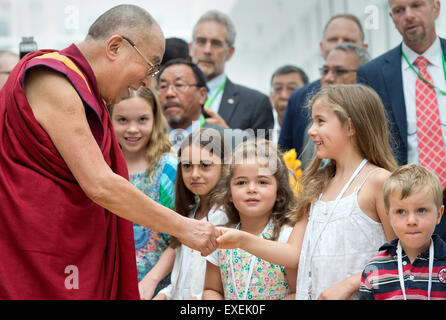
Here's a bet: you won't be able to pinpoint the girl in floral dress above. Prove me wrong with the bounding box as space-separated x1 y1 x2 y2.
110 86 177 299
202 139 297 300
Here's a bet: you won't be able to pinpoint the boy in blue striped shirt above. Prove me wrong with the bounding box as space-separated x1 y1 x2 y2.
360 164 446 300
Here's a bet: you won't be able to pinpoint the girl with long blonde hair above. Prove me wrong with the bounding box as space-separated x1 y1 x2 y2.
110 86 177 299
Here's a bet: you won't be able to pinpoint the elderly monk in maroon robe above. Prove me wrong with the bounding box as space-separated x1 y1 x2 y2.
0 5 219 300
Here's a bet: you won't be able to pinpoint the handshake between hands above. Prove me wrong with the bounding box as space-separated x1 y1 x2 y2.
177 218 244 257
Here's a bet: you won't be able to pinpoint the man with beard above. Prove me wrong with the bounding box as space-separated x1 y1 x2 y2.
157 59 244 150
189 10 274 139
357 0 446 240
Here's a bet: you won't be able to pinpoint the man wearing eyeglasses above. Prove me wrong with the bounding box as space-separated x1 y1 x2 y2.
320 44 370 87
189 10 274 139
357 0 446 240
269 65 309 143
279 13 367 163
0 5 221 300
158 59 215 146
157 59 245 150
0 50 19 88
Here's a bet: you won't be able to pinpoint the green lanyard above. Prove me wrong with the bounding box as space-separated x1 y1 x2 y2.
204 78 227 108
401 48 446 95
200 78 227 128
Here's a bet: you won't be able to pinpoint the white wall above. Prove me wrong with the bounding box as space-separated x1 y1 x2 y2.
0 0 444 95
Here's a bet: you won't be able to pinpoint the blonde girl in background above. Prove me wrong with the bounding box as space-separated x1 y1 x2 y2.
110 86 177 299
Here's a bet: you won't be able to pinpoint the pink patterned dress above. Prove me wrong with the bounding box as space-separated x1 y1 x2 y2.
207 222 293 300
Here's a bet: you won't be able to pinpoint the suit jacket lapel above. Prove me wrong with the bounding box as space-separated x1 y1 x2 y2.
383 44 407 148
219 78 239 124
441 37 446 57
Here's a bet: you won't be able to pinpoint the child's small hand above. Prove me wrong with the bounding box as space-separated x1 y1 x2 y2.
138 275 158 300
317 273 360 300
216 227 245 249
152 293 167 300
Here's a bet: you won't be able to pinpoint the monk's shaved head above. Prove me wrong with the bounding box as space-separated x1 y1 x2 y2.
87 4 156 40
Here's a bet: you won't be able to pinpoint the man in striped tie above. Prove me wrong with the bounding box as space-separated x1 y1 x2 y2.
357 0 446 240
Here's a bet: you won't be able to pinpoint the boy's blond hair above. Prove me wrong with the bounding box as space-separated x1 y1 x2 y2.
383 164 443 211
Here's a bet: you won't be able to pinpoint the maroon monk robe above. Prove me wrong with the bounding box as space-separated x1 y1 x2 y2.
0 44 140 299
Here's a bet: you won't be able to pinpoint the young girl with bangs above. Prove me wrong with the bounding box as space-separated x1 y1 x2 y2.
110 86 177 299
154 128 230 300
203 139 297 300
216 84 398 300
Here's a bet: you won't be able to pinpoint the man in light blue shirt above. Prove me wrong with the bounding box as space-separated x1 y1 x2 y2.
189 10 274 139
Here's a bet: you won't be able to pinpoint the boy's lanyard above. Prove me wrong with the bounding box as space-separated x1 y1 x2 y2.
229 219 272 300
401 48 446 95
397 239 434 300
199 79 227 128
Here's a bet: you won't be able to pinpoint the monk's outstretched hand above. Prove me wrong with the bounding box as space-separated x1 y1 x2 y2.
177 218 219 256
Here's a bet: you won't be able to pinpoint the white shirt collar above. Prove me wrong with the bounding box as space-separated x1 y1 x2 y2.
206 73 227 94
169 118 201 134
402 36 442 70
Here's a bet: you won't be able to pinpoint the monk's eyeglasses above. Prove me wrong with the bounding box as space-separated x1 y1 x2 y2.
121 36 160 78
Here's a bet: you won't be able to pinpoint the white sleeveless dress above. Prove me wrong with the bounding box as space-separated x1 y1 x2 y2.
296 164 387 300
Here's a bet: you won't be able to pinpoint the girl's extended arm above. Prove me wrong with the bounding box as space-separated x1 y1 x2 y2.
282 267 297 300
202 261 225 300
138 247 176 300
216 216 308 268
24 68 219 256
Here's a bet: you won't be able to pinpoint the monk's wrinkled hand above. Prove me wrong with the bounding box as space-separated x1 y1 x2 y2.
178 218 218 256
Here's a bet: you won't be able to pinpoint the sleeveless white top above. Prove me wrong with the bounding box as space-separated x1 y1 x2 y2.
296 162 387 300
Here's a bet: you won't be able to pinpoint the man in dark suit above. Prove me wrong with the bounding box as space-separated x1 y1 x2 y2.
189 10 274 139
357 0 446 239
269 65 309 143
157 59 245 150
279 13 368 156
